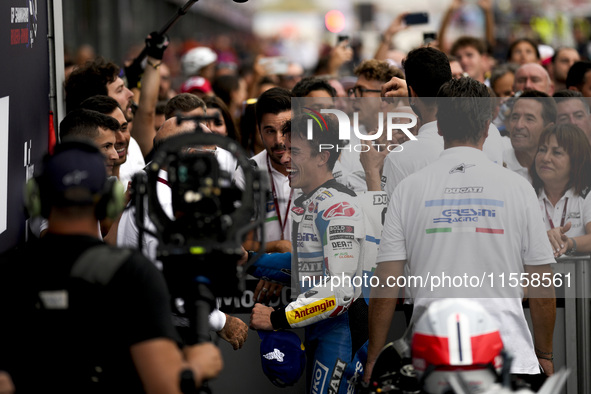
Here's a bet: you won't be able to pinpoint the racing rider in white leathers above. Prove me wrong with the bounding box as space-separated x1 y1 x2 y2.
250 113 369 394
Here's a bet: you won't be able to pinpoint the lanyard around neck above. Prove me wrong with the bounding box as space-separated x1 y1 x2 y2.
545 197 568 229
267 155 293 240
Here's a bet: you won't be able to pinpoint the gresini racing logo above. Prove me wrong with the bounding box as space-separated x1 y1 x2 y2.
434 208 496 223
263 348 285 362
305 108 417 152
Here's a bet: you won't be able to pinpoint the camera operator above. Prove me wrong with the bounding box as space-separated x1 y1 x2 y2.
117 117 249 350
0 140 222 393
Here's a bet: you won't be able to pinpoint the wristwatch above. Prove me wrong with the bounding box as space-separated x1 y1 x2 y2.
566 237 577 256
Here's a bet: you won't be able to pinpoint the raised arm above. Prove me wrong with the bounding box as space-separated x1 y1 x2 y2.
374 13 408 61
131 33 169 158
438 0 463 54
364 259 405 382
525 263 556 376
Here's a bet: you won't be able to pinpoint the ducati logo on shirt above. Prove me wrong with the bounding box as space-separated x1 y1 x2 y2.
444 186 483 194
449 163 475 174
323 202 356 219
373 194 388 205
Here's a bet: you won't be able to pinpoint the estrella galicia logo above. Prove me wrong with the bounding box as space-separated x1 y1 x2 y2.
449 163 475 174
434 208 496 223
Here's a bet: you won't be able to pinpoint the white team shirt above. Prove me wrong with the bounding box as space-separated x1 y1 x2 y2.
119 137 146 187
382 121 441 196
378 146 555 374
538 187 591 237
233 150 292 242
502 147 532 184
336 132 369 193
382 122 505 196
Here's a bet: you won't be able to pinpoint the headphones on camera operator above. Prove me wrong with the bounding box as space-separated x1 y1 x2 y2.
24 139 126 221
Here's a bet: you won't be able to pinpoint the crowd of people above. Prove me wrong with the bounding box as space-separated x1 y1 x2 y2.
1 2 591 393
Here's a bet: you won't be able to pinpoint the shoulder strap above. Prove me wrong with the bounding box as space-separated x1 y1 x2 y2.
70 245 133 286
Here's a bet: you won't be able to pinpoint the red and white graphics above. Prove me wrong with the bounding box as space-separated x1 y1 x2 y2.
412 299 504 394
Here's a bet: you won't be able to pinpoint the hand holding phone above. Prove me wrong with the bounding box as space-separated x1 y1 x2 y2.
423 32 437 44
404 12 429 25
337 35 350 47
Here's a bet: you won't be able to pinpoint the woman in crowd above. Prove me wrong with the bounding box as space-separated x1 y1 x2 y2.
203 95 238 141
507 37 540 65
530 123 591 257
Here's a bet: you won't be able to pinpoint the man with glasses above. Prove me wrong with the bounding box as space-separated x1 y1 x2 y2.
347 85 382 97
341 59 405 193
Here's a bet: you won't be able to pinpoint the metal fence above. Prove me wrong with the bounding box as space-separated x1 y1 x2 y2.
551 255 591 394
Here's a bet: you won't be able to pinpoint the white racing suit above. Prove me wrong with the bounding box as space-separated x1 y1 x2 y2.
270 180 368 394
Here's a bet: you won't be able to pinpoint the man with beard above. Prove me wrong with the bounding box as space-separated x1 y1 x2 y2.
549 47 580 92
554 89 591 143
64 33 169 161
233 88 293 255
232 88 292 304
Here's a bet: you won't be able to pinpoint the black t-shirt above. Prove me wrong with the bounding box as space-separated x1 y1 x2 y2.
0 234 181 393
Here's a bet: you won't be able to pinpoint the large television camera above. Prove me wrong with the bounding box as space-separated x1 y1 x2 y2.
131 115 267 342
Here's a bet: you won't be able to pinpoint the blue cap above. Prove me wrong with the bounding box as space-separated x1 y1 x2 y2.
42 140 107 205
259 330 306 387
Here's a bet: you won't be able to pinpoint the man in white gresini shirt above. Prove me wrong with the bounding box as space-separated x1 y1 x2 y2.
366 78 556 392
117 116 248 350
380 47 505 196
